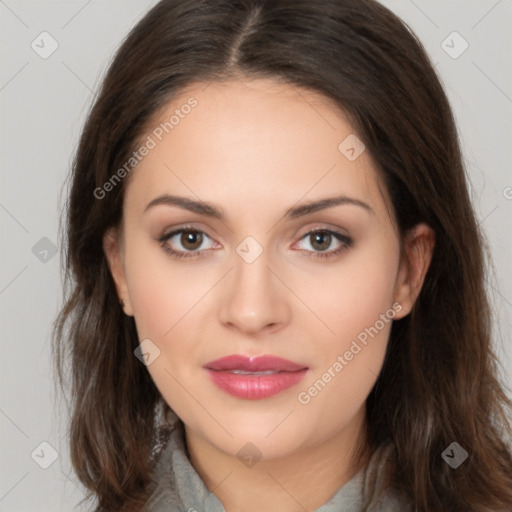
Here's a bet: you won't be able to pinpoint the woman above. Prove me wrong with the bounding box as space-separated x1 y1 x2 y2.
53 0 512 510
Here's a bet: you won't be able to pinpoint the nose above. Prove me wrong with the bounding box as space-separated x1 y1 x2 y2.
217 245 291 336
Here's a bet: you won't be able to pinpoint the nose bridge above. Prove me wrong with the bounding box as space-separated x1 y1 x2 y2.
218 235 290 334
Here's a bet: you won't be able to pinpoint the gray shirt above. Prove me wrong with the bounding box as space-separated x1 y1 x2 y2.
143 421 411 512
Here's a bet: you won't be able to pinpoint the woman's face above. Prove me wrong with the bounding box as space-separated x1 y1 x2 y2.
105 78 431 460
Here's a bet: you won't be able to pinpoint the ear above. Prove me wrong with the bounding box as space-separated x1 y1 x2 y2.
393 223 435 319
103 228 134 316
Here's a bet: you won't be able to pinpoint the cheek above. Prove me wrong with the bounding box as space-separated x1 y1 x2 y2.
124 238 208 338
296 307 393 440
124 242 207 419
294 240 398 421
291 237 399 349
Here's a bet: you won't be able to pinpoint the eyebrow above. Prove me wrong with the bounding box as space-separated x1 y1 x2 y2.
144 194 374 219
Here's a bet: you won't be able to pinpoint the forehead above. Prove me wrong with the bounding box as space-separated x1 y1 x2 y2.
124 78 390 222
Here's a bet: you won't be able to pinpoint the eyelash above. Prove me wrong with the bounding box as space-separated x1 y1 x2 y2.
158 225 353 261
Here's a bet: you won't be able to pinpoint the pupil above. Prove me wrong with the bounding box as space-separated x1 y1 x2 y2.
182 231 202 250
312 232 330 251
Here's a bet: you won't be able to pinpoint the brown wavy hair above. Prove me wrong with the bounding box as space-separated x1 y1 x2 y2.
53 0 512 510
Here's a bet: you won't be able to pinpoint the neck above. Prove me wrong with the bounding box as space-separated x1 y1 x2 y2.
184 406 370 512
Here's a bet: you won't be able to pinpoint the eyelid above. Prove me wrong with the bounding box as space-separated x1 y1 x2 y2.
294 222 350 240
158 223 352 258
159 222 215 241
292 227 352 251
158 226 218 260
159 223 350 242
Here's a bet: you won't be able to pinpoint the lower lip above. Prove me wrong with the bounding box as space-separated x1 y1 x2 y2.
205 368 308 399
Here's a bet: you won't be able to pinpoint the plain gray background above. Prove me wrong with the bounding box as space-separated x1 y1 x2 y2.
1 0 511 510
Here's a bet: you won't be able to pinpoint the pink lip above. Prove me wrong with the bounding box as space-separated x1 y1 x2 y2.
203 355 308 400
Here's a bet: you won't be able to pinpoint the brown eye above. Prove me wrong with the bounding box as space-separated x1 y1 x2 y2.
309 231 332 251
294 228 353 260
159 227 217 259
181 230 203 250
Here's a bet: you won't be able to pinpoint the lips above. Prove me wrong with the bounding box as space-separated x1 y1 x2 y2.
204 355 307 373
203 355 308 400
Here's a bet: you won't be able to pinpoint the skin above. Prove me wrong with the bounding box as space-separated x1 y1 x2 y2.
104 77 435 512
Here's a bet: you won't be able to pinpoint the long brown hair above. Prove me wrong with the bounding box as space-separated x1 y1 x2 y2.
53 0 512 510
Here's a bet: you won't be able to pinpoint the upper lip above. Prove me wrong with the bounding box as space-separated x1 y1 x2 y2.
204 355 308 372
